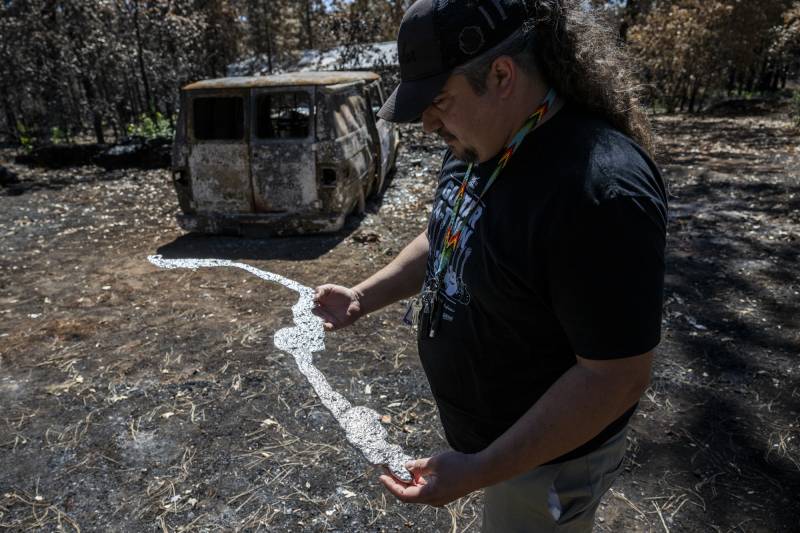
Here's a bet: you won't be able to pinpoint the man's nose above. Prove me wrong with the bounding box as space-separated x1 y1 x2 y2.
421 106 442 134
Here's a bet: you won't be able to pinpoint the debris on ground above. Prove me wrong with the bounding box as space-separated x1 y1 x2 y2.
1 113 798 531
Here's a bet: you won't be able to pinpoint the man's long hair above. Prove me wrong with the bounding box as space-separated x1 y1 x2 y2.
456 0 654 155
531 0 654 154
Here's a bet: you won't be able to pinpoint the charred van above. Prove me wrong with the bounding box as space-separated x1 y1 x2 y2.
171 71 399 235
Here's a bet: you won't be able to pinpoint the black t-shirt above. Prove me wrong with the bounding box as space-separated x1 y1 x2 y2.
417 103 668 463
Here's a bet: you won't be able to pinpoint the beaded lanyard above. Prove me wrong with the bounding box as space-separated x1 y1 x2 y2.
433 87 557 283
426 88 557 337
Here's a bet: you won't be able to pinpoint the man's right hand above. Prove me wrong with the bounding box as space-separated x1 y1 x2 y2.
312 231 430 332
313 285 363 331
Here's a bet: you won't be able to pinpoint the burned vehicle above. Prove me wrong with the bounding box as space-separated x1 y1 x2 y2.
171 71 399 235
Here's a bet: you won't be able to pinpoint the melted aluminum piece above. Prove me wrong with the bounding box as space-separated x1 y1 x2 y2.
147 254 412 482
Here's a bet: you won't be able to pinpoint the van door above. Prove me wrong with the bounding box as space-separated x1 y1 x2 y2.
250 87 317 212
187 91 252 213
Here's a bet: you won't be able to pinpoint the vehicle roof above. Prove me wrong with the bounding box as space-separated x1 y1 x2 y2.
183 71 380 91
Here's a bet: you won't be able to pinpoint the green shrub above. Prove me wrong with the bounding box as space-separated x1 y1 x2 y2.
50 126 68 144
126 112 174 140
17 122 33 152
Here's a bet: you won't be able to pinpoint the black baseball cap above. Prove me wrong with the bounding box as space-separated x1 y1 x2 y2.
378 0 529 123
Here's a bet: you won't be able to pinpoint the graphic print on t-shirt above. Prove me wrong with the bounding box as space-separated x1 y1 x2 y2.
427 170 485 322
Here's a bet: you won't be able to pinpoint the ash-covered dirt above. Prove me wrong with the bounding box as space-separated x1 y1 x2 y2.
1 111 799 532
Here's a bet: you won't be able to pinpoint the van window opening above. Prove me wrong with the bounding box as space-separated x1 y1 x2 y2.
193 97 244 140
256 92 311 139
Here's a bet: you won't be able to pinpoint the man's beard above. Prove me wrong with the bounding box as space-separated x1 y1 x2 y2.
439 131 479 164
450 146 480 165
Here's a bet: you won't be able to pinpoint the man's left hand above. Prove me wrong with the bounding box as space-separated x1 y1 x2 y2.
379 450 482 507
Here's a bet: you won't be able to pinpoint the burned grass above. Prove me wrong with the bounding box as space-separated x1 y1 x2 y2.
1 113 799 531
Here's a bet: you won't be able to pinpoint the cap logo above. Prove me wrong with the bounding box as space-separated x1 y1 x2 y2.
459 26 485 55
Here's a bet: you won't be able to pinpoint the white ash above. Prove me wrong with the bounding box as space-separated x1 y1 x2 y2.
147 255 412 481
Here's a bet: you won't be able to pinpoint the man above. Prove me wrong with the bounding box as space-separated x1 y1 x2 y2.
314 0 667 530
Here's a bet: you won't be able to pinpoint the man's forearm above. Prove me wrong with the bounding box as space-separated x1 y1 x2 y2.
352 231 429 315
472 354 652 489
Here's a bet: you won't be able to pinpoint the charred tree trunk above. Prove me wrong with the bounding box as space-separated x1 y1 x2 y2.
98 76 119 142
65 77 83 141
116 94 130 140
687 80 700 113
757 56 771 92
770 63 782 91
80 76 104 144
620 0 644 43
128 64 145 119
2 92 19 142
133 0 154 117
727 68 737 95
745 68 756 93
697 86 709 112
165 99 175 130
265 11 274 74
305 0 314 49
666 75 686 114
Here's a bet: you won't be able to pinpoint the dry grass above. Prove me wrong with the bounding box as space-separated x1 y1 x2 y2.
608 432 709 532
1 408 36 452
44 411 96 451
0 487 81 532
2 112 799 531
445 491 482 532
765 423 800 472
136 447 198 522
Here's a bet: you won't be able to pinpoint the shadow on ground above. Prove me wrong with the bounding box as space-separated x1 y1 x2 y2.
155 231 351 262
627 114 800 530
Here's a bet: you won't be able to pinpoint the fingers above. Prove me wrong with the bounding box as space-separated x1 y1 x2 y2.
378 474 430 503
405 457 431 483
405 457 431 472
379 458 437 504
312 285 341 331
311 284 360 331
311 306 337 331
379 454 471 507
313 284 333 304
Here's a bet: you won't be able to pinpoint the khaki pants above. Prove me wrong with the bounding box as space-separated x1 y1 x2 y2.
482 427 629 533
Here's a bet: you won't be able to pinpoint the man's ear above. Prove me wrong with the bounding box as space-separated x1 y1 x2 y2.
490 56 516 98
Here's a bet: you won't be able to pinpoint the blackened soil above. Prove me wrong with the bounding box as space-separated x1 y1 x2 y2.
1 112 798 532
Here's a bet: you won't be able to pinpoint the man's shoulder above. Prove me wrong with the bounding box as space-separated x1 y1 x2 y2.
542 106 665 208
